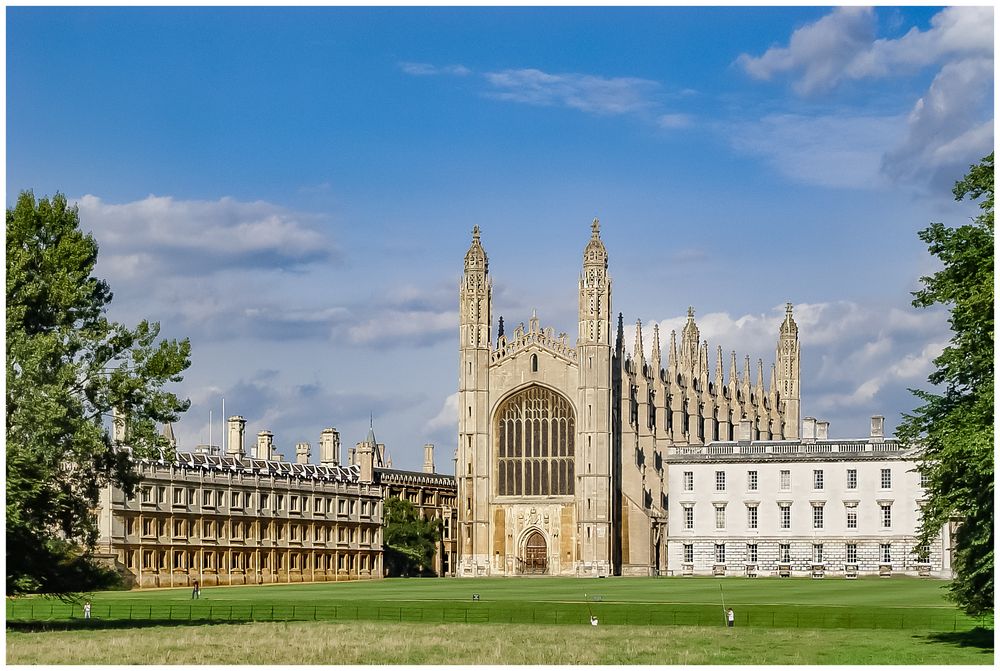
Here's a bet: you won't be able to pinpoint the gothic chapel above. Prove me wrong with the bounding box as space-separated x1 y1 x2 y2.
456 221 801 576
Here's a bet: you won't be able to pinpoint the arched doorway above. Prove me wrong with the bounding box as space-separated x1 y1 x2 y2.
524 531 547 574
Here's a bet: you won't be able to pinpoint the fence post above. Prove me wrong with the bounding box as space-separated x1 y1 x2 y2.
271 605 274 620
465 608 468 623
250 604 255 621
314 606 317 620
209 606 213 621
129 605 133 621
229 605 233 621
169 605 173 621
292 605 297 620
29 603 33 620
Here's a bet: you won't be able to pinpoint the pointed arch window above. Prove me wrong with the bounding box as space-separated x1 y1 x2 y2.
530 354 538 372
495 386 575 496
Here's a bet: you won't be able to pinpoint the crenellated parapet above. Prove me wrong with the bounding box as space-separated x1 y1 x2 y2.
491 310 577 365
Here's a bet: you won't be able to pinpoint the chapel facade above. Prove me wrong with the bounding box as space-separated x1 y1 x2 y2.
456 221 802 576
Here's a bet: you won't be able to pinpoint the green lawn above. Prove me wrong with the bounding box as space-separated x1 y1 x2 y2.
7 576 990 631
7 577 993 664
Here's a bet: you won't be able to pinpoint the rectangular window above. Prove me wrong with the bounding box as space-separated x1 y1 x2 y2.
316 497 324 514
779 470 790 491
813 469 824 490
747 504 758 529
231 492 241 509
779 503 791 529
715 470 726 491
881 468 892 489
157 486 166 503
141 487 152 503
683 505 694 530
747 470 758 491
683 471 693 491
813 543 824 563
173 520 185 537
338 499 346 515
187 488 196 505
881 543 891 563
920 471 929 488
747 543 758 563
917 544 930 563
847 509 858 529
881 504 892 528
261 493 269 509
779 543 790 563
715 504 726 530
847 469 858 489
277 494 285 511
683 543 694 563
173 488 184 505
142 518 154 537
244 492 252 509
290 496 300 512
812 504 824 529
715 543 726 563
846 543 858 564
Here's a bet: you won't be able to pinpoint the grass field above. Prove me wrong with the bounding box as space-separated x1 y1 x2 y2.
6 577 994 664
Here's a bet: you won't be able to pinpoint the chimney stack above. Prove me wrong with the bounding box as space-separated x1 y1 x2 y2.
255 430 274 460
816 420 829 441
295 441 311 465
227 416 246 458
423 443 435 473
320 428 341 466
802 417 817 443
869 415 885 441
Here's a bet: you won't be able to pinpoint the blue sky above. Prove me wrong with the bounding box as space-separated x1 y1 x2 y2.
7 6 994 470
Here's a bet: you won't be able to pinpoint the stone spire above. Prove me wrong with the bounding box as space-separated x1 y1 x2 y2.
651 323 661 373
633 319 644 365
729 351 739 389
756 358 765 392
668 330 678 373
776 301 801 439
680 307 699 373
715 345 725 388
699 341 710 386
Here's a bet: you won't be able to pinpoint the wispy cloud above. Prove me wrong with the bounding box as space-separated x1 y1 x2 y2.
658 113 693 129
728 113 905 189
483 68 660 116
399 62 471 77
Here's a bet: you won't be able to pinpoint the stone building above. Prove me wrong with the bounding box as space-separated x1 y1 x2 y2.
98 418 458 588
98 418 384 588
455 221 949 579
348 427 458 576
666 415 951 578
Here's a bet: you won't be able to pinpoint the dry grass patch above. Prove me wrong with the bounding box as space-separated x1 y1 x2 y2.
6 620 994 665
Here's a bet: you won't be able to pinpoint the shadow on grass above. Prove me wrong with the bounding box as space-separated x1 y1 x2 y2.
7 618 280 633
919 627 994 654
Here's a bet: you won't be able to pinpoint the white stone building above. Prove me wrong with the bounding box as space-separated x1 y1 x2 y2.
666 416 952 578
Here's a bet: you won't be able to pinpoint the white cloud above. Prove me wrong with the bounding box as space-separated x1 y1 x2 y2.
729 113 905 189
347 309 457 347
483 68 660 116
882 57 995 187
399 62 471 77
78 194 334 280
734 7 994 191
424 392 458 434
737 7 876 94
738 7 992 94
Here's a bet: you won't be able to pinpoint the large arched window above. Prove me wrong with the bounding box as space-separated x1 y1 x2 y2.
495 386 575 496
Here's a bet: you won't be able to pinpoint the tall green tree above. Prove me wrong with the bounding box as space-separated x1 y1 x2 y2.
382 497 441 577
898 154 994 616
6 191 191 596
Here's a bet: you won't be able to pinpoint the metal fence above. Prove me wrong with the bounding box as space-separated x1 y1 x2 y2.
6 600 991 632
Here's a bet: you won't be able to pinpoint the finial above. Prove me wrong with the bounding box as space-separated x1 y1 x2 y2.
785 302 793 315
687 306 695 318
472 225 480 242
591 218 600 238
